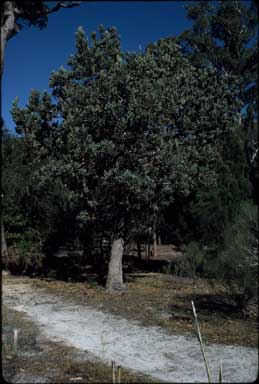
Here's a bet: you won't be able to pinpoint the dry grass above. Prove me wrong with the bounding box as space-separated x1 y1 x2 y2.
30 273 258 348
2 303 155 383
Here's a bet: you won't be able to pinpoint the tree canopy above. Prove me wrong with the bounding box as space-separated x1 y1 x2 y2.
2 1 257 298
178 0 258 201
10 24 242 287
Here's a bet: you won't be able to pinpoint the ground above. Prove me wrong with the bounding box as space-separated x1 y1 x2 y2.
2 272 258 383
2 304 153 383
31 272 258 348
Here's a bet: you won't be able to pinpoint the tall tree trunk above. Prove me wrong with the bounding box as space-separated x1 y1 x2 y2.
1 2 19 77
1 33 5 76
1 218 8 268
152 216 157 258
146 242 151 260
1 2 20 265
137 242 142 260
106 238 125 292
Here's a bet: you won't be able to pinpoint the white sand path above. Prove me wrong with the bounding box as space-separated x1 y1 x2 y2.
3 277 258 383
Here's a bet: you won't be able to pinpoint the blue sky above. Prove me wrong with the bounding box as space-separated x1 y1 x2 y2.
2 1 192 132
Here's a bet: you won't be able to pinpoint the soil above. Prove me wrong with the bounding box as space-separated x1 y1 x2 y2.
2 303 153 383
2 273 258 383
32 272 258 347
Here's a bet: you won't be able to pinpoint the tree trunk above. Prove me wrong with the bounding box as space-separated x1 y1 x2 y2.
145 242 150 260
137 242 142 260
1 2 20 264
106 238 126 292
1 218 8 268
1 2 19 76
152 217 157 258
1 32 6 76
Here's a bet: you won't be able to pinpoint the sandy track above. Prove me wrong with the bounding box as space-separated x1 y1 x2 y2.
3 277 258 383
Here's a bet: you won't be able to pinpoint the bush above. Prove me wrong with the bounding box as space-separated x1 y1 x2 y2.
218 200 258 310
177 241 204 278
8 229 44 275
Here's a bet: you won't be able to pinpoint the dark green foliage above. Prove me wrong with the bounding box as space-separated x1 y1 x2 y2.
179 241 205 278
179 0 258 203
6 1 49 29
218 200 258 309
190 124 249 244
1 1 81 31
11 26 240 260
2 130 31 243
8 230 44 275
1 129 45 272
179 0 258 88
176 0 256 257
5 18 253 288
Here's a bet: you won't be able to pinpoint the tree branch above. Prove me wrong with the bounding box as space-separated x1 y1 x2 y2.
46 1 82 15
251 147 258 163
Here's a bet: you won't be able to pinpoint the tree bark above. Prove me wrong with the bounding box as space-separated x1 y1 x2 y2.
137 242 142 260
152 216 157 258
146 242 151 260
1 2 81 77
106 238 126 292
1 218 8 268
1 2 19 77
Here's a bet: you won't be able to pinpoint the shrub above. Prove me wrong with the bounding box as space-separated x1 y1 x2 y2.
177 241 204 278
218 200 258 310
8 229 44 275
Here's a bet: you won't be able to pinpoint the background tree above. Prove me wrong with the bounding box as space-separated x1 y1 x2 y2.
1 1 81 263
177 0 257 240
177 1 258 294
1 127 40 271
1 1 81 75
179 0 258 200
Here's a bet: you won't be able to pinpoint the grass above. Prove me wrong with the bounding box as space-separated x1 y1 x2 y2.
2 302 156 383
30 273 258 348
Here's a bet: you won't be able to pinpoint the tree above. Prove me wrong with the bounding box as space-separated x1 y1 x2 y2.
1 1 81 264
1 127 42 270
1 122 83 273
179 0 258 200
1 1 81 75
12 26 240 290
187 121 249 248
1 128 34 269
176 1 257 256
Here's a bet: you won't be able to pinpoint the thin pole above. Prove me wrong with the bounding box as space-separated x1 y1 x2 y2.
219 358 223 383
117 366 121 384
13 328 18 354
112 360 116 384
191 301 211 383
